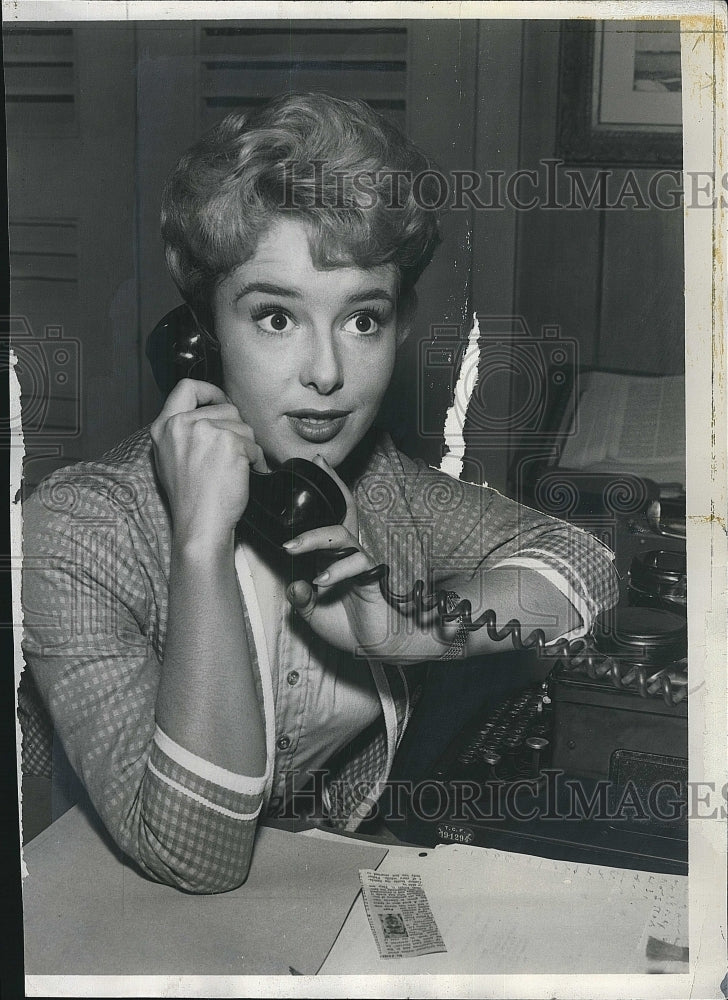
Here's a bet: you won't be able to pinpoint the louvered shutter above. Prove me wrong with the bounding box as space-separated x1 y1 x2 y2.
197 22 407 132
5 23 140 481
4 26 78 134
4 25 82 455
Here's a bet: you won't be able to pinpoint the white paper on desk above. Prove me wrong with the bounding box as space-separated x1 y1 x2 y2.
635 872 689 973
359 869 446 959
322 842 688 975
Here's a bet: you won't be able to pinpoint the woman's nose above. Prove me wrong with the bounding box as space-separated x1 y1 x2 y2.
299 329 344 395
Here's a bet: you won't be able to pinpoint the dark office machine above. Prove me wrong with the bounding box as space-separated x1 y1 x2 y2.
395 367 688 875
397 552 687 874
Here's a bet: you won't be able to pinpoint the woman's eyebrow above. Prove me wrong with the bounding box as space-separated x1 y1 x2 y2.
346 288 395 305
233 283 395 306
233 281 303 302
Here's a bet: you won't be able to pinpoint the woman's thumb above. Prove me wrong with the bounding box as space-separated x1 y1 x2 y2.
286 580 317 620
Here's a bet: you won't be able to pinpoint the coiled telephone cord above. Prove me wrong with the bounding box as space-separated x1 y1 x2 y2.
331 549 688 708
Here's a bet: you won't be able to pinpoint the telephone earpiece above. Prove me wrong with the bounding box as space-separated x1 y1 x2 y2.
146 304 223 395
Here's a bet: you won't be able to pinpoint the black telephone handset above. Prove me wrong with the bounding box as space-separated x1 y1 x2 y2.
243 456 348 547
149 306 687 706
146 306 349 544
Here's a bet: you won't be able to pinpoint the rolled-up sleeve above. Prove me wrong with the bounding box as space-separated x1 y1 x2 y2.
22 478 264 893
357 445 620 639
423 472 620 635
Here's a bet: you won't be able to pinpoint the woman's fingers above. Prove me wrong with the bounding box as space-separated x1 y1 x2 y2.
151 385 239 445
150 383 269 541
311 549 374 588
152 399 268 472
155 403 248 436
210 426 268 472
158 378 229 418
282 523 358 556
185 417 268 471
283 520 379 593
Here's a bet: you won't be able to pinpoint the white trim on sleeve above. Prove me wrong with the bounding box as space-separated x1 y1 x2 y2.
503 544 600 617
147 760 263 821
154 725 267 797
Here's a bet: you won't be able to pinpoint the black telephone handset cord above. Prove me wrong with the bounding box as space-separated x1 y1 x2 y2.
327 547 686 708
331 546 585 657
332 548 586 656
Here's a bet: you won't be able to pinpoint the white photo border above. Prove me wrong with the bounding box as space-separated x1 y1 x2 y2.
7 2 726 997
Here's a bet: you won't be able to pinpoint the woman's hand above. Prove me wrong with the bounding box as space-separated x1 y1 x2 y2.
150 378 268 547
283 456 430 660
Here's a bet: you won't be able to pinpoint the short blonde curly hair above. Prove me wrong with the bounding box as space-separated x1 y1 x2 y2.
161 92 442 340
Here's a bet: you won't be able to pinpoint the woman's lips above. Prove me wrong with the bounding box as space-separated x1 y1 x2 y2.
286 411 349 443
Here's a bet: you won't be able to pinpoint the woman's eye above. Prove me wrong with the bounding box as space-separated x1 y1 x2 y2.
255 311 294 334
342 312 380 336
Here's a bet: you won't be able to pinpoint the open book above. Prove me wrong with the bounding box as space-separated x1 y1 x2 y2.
557 371 686 490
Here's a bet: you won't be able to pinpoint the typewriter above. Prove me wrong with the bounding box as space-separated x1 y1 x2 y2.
396 547 687 875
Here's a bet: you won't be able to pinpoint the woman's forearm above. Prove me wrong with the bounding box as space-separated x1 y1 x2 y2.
441 566 581 658
156 531 267 778
381 567 581 664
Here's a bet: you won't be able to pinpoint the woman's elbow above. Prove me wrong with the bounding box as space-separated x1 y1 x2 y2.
132 815 257 894
168 865 252 895
140 847 254 895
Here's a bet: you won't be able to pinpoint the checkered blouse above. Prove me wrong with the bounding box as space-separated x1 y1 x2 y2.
21 427 618 892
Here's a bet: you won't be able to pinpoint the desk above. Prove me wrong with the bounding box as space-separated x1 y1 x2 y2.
22 806 386 977
22 804 688 984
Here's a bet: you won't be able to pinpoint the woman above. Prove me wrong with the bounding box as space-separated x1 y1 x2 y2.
21 93 618 893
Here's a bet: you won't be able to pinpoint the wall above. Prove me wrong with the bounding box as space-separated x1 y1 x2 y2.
7 23 141 490
515 22 685 375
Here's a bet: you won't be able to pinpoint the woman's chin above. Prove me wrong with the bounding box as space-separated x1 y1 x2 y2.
271 423 347 462
262 436 348 469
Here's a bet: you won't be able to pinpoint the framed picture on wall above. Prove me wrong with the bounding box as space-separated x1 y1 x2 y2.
557 19 683 164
